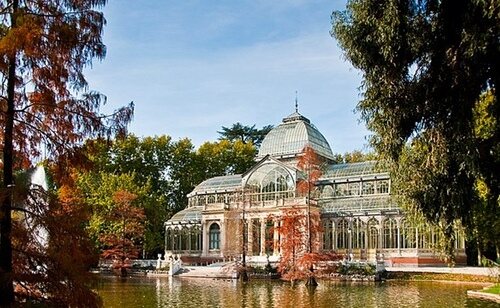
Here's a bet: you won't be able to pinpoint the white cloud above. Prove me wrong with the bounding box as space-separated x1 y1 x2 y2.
86 2 369 153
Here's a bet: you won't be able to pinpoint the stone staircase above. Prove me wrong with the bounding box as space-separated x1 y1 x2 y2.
174 262 237 279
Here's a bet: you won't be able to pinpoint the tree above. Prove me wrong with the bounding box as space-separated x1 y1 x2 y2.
76 171 151 254
336 150 377 164
99 190 145 277
296 145 323 286
332 0 499 260
273 207 322 284
80 135 171 257
7 172 102 306
218 123 273 147
197 139 257 176
0 0 133 305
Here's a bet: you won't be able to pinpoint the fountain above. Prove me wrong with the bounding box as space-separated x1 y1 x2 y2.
28 165 49 248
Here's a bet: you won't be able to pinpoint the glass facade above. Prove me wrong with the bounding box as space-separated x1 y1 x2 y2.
164 110 466 265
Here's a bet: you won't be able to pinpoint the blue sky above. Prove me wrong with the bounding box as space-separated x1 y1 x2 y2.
85 0 370 154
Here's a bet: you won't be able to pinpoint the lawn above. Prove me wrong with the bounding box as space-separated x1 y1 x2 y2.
482 284 500 295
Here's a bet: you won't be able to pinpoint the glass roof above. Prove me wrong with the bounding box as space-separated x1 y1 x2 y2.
188 174 242 196
166 206 202 224
257 112 334 161
322 161 387 179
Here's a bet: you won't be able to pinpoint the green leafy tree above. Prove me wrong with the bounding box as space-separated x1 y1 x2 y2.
332 0 499 260
76 171 151 253
332 150 377 164
100 190 145 277
166 138 200 214
197 139 257 176
218 123 273 147
84 135 172 256
0 0 133 305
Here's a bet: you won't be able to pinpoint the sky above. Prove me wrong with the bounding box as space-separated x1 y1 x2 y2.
85 0 371 154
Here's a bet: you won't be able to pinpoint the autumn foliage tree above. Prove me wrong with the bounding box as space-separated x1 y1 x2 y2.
99 190 145 276
3 169 103 306
297 145 323 253
0 0 133 305
274 146 326 284
274 207 322 283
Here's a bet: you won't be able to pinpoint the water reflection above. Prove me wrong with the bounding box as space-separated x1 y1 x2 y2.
96 276 496 308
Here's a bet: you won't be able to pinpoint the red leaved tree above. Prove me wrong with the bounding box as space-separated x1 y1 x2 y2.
100 190 145 277
273 206 324 282
0 0 133 305
11 179 102 306
296 145 323 253
269 146 326 283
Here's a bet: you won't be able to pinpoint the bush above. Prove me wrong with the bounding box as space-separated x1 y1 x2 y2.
337 262 376 276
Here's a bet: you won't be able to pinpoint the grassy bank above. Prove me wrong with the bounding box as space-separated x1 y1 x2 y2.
481 284 500 294
386 271 497 283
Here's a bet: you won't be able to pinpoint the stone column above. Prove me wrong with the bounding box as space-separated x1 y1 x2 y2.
202 221 208 257
415 227 419 253
273 219 279 256
378 218 383 251
260 218 266 256
248 218 254 256
332 220 336 250
348 218 352 256
220 219 225 257
396 220 401 254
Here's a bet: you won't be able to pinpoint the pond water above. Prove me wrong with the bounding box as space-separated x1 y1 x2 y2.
96 276 496 308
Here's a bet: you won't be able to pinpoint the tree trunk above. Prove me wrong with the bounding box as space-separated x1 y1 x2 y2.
0 1 18 305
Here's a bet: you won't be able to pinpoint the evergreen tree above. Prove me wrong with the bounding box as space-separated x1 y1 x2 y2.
218 122 273 147
332 0 499 260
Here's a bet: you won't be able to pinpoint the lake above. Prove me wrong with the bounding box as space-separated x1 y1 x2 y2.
96 276 497 307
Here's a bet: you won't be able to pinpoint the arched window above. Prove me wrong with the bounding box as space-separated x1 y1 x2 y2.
348 182 360 196
190 226 201 251
377 180 389 194
400 219 415 249
335 183 348 196
322 220 333 250
320 185 334 198
367 218 379 249
166 228 173 251
418 225 431 249
383 218 398 249
337 219 348 249
362 181 375 195
352 218 366 249
181 226 189 251
172 227 180 251
245 163 295 201
209 223 220 250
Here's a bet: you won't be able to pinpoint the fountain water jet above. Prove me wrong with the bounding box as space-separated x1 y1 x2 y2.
28 165 49 248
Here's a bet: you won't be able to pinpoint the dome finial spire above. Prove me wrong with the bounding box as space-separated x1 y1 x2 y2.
295 90 299 113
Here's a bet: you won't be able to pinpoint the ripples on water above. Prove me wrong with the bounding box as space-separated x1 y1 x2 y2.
96 276 497 308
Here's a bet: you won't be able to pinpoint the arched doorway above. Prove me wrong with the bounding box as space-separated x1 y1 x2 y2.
209 223 220 250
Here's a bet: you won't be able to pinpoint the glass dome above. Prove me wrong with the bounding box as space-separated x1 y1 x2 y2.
257 111 335 161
